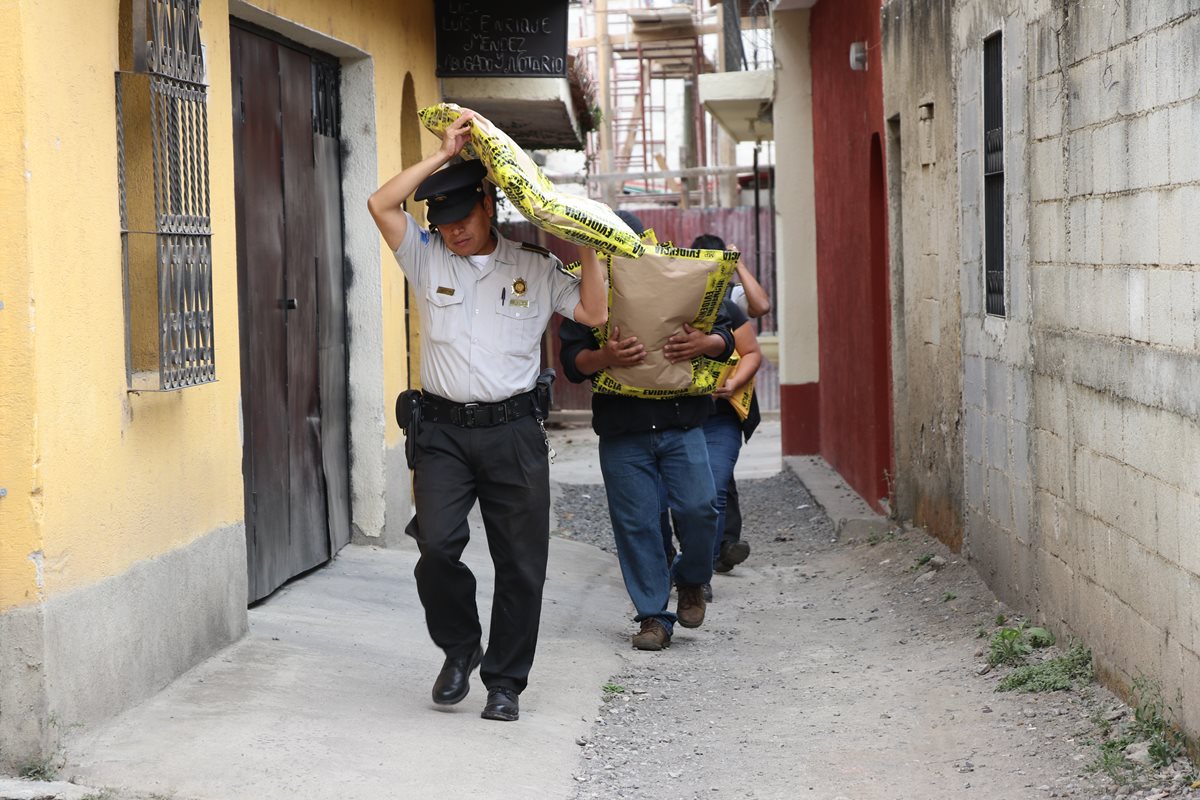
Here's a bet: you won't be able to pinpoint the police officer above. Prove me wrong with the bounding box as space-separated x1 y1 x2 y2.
368 110 607 721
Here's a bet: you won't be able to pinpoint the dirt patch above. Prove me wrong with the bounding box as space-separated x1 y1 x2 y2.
555 472 1199 800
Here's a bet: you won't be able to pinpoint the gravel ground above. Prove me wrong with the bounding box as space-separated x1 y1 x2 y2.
553 471 1200 800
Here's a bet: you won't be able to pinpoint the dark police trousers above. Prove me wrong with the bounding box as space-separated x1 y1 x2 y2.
405 413 550 694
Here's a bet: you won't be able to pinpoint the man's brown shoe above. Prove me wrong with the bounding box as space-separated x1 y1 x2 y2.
632 619 670 650
676 585 707 628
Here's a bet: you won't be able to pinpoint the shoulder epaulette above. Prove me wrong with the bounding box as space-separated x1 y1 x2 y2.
518 241 553 257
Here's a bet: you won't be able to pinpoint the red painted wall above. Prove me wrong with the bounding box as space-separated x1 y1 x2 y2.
809 0 894 511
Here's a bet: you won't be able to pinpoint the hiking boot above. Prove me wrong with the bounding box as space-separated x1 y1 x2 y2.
632 618 670 650
676 585 707 628
716 540 751 573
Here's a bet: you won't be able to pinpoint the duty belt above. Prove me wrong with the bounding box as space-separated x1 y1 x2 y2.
419 390 539 428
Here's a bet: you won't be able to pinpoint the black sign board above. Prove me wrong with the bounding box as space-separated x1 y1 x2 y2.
434 0 569 78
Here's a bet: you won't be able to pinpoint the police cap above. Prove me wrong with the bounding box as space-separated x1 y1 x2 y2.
414 160 489 225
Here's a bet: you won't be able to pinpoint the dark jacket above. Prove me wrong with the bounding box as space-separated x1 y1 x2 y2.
712 299 762 442
559 313 736 438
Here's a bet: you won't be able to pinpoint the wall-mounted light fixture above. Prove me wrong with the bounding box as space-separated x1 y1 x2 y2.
850 41 868 71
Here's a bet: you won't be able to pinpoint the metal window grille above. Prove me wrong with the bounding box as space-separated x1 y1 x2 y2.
983 32 1005 317
117 0 215 390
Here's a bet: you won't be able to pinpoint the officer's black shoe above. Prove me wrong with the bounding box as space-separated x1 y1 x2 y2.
481 687 520 722
432 645 483 705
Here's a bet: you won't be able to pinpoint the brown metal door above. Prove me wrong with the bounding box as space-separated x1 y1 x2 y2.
231 24 348 602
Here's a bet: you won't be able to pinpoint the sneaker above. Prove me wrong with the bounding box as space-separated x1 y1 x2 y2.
716 540 751 572
632 618 670 650
701 582 713 602
676 585 707 628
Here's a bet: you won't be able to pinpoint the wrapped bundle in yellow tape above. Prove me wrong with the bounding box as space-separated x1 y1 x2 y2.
716 352 756 421
419 103 644 259
569 235 738 398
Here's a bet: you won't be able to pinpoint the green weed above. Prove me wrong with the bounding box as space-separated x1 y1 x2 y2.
941 592 957 603
18 757 59 781
1129 677 1186 768
602 682 625 695
998 644 1092 692
988 625 1032 667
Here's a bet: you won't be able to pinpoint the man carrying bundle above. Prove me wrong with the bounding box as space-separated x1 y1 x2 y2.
368 109 607 722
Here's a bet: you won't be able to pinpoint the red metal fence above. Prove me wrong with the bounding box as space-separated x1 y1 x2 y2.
499 206 778 412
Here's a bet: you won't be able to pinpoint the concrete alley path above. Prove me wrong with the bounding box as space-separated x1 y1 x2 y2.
59 511 631 798
14 420 1189 799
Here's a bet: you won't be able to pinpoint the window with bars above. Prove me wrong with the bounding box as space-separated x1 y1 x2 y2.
983 31 1005 317
116 0 215 390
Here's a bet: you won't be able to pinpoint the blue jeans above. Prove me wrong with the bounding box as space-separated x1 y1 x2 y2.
599 428 718 634
703 413 744 564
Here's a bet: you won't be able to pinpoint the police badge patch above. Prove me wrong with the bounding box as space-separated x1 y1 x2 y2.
512 278 527 296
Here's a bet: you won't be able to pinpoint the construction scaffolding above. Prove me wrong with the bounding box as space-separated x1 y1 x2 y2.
572 1 721 206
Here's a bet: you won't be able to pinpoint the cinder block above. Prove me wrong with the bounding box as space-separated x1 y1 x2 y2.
1125 114 1150 190
1177 186 1200 264
1128 267 1150 341
1146 268 1174 346
1074 446 1098 516
1066 129 1092 197
1034 427 1069 497
1178 15 1200 100
1032 73 1065 140
1032 14 1063 79
1012 420 1032 483
965 455 985 512
1032 138 1065 201
1034 546 1076 628
959 93 981 158
1101 267 1131 338
987 413 1010 470
1177 489 1200 576
1066 57 1102 131
960 150 981 207
1013 369 1032 423
988 467 1014 530
1124 191 1161 265
1013 481 1034 543
1145 108 1172 188
1155 479 1181 565
1033 372 1069 437
1157 188 1187 266
1155 24 1181 106
1168 269 1197 350
1129 36 1159 115
1035 489 1067 558
965 405 985 463
985 359 1010 413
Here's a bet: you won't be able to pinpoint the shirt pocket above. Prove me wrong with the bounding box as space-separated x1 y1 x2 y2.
494 296 543 356
425 287 465 344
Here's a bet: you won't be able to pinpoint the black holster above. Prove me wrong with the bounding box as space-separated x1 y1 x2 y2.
395 389 422 469
533 368 556 420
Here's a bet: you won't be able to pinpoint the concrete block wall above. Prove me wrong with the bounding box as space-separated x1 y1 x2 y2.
882 0 965 548
955 0 1037 611
949 0 1200 736
1030 1 1200 736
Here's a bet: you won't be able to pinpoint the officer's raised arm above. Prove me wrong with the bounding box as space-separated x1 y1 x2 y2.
572 245 608 327
368 109 477 252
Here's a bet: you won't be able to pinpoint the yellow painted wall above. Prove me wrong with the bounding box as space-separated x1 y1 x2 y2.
0 1 41 610
0 0 438 609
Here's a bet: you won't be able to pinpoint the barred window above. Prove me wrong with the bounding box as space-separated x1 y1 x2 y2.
117 0 215 390
983 31 1005 317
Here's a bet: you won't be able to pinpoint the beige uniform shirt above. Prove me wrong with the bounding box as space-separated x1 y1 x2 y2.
394 212 581 403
